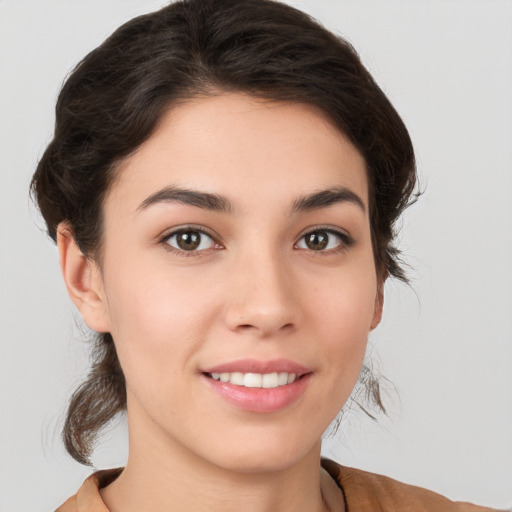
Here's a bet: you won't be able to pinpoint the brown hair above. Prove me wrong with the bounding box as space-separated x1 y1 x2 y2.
31 0 416 465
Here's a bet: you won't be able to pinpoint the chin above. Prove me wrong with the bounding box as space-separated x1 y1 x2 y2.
199 430 322 475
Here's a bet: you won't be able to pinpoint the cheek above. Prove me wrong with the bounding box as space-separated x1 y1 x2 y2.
101 261 218 396
308 268 377 391
309 263 378 337
105 253 213 333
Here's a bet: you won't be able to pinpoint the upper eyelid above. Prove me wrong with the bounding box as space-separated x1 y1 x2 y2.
297 225 352 240
158 224 221 244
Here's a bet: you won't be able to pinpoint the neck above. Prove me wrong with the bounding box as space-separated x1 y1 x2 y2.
100 404 343 512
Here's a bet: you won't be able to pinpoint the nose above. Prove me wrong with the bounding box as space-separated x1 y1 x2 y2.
223 249 299 338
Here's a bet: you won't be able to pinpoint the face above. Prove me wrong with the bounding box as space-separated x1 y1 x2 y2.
80 93 382 473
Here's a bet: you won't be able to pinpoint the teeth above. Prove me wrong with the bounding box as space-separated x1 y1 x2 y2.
209 371 299 388
262 373 278 388
244 373 262 388
230 372 244 385
278 372 288 386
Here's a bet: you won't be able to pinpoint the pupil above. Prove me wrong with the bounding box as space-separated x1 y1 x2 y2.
177 231 200 250
307 232 327 250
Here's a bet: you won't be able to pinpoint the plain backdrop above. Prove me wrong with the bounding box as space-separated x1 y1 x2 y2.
1 1 511 510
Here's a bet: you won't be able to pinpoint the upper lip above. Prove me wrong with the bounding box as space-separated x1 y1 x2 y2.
202 358 310 376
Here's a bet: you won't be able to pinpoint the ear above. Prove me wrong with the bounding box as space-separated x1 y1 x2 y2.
57 223 110 333
370 283 384 330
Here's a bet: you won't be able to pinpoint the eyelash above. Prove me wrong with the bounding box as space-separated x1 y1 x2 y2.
158 225 354 256
295 226 354 254
158 225 222 257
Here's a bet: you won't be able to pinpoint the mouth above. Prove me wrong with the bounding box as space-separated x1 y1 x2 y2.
205 371 301 388
201 360 312 413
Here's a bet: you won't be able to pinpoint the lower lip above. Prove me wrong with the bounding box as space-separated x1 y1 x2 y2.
202 373 312 413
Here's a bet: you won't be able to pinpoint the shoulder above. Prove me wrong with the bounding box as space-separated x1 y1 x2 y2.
55 468 122 512
54 494 77 512
321 458 501 512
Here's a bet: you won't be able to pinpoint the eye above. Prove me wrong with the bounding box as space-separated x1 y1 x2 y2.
164 229 217 252
295 229 350 252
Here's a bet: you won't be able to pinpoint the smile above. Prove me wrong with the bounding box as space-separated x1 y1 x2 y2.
202 360 312 413
207 371 298 388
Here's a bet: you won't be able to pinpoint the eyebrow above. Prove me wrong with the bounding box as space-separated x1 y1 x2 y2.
137 185 365 215
137 186 235 214
290 187 366 214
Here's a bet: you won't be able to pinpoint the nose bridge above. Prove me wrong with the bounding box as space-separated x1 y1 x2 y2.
225 241 298 336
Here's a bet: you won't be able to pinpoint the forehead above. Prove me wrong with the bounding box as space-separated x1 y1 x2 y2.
107 93 368 214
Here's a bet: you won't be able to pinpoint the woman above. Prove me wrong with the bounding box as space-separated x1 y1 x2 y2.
29 0 504 510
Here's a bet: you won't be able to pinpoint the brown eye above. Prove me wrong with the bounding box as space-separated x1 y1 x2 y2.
296 229 348 252
305 232 328 250
165 230 216 252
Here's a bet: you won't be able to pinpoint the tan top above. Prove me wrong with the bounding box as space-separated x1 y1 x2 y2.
55 459 502 512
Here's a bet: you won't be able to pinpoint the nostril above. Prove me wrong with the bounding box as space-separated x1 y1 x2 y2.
225 301 298 336
236 322 294 333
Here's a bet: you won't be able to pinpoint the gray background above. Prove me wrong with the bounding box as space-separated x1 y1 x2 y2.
1 0 511 510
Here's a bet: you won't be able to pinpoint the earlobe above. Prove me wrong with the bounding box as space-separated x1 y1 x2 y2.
57 223 110 333
370 285 384 330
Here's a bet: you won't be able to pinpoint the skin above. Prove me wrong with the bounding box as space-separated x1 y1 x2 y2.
58 93 383 512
